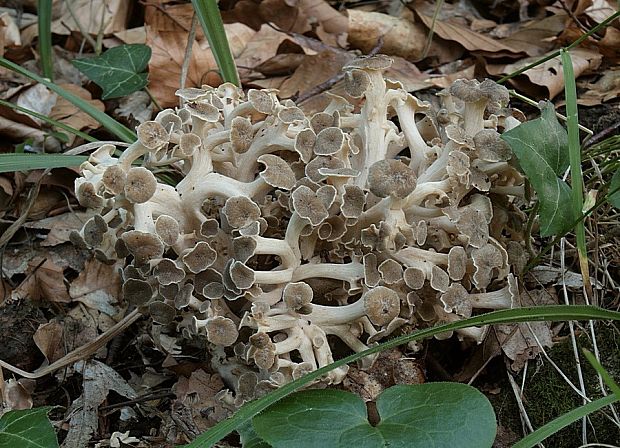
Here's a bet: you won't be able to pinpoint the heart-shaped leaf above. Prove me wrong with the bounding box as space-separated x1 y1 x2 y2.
252 383 496 448
72 44 151 100
0 407 59 448
501 102 577 236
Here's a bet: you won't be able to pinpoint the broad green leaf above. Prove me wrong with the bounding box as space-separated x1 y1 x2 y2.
609 168 620 209
0 407 59 448
501 103 577 236
0 153 87 173
72 44 151 100
184 305 620 448
252 383 496 448
237 422 271 448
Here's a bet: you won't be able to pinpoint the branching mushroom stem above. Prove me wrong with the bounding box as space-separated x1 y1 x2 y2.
252 262 363 286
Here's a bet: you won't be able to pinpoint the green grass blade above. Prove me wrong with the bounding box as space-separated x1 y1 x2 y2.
37 0 54 81
513 394 618 448
561 48 591 296
0 153 87 172
582 349 620 397
0 99 96 142
190 0 240 86
0 57 136 143
184 305 620 447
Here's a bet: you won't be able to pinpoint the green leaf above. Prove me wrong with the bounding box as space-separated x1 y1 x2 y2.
184 305 620 448
609 168 620 209
72 44 151 100
237 422 271 448
501 103 578 236
252 383 496 448
0 56 136 143
0 153 87 173
0 407 59 448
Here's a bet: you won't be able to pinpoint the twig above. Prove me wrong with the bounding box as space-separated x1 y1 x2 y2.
0 309 142 379
180 13 198 103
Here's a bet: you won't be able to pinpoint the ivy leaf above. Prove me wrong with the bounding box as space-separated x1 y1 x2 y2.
72 44 151 100
0 407 59 448
609 168 620 209
252 383 496 448
501 102 577 236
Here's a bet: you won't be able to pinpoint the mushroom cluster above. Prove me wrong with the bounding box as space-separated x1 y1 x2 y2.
72 55 526 404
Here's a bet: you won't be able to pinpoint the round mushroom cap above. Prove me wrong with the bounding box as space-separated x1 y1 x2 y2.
291 185 329 226
344 69 371 98
154 259 185 286
182 241 217 274
363 286 400 326
83 214 107 247
124 167 157 203
305 155 345 184
175 87 209 102
341 185 365 218
283 282 313 311
205 316 239 346
403 267 425 290
314 127 345 156
378 259 403 284
310 112 336 134
479 79 510 105
229 261 255 290
233 236 257 263
367 159 417 199
76 181 105 209
156 111 183 133
248 89 274 114
230 116 254 154
121 230 164 265
473 129 512 162
449 79 484 103
471 243 503 289
149 301 176 325
257 154 296 190
344 54 393 71
185 101 220 122
122 278 153 306
294 128 316 163
447 246 467 281
155 215 180 246
137 121 169 150
102 165 126 195
277 106 305 124
223 196 261 229
200 218 220 237
179 133 201 156
440 283 472 317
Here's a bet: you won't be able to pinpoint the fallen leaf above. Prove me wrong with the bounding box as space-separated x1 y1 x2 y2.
49 83 105 139
16 84 57 127
2 379 34 411
174 369 226 431
12 256 71 303
23 212 93 247
114 91 154 125
487 47 602 98
51 0 130 36
64 360 137 448
69 259 122 316
33 321 66 364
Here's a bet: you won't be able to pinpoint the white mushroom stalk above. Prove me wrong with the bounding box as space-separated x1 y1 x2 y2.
72 55 526 406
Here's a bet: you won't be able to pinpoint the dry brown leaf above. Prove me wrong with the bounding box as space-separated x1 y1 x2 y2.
252 53 306 77
174 369 226 431
348 9 427 61
2 379 34 411
384 56 432 92
24 212 92 246
33 321 66 364
146 13 254 107
49 83 105 139
51 0 130 36
498 14 569 57
487 47 602 98
584 0 616 23
427 65 476 89
0 11 21 55
69 259 122 316
113 26 147 45
16 84 57 127
64 360 137 448
12 256 70 303
496 289 555 371
278 50 353 98
236 25 291 81
580 68 620 105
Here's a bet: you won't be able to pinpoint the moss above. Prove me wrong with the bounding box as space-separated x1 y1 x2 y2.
521 323 620 446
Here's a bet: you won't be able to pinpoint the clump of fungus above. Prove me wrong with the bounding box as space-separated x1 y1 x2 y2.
73 55 526 414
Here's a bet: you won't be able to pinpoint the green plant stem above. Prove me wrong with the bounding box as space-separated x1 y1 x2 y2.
498 11 620 84
419 0 443 61
561 48 592 299
513 394 618 448
144 87 162 111
190 0 240 86
0 57 136 143
184 305 620 447
37 0 54 81
0 99 96 142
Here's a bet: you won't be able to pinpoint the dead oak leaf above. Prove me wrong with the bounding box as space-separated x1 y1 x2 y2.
69 259 122 316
